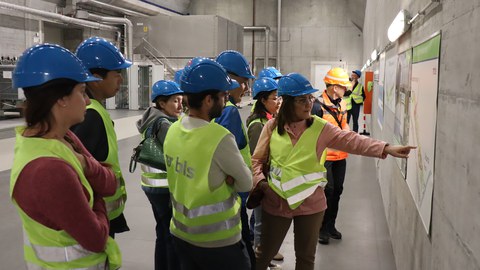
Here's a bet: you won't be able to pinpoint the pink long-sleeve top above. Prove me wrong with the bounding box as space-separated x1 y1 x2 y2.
12 130 117 253
251 118 388 218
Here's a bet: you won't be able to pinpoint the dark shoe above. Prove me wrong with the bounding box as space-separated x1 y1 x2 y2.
329 228 342 240
318 232 330 245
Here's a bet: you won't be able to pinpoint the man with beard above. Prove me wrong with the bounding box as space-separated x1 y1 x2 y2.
163 57 253 270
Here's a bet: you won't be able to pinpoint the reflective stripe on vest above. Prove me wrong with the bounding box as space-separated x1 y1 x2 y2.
269 165 326 206
9 127 121 269
26 261 106 270
141 164 168 188
171 193 238 219
268 116 328 209
87 100 126 220
351 83 364 104
164 120 242 244
319 91 349 161
23 230 99 264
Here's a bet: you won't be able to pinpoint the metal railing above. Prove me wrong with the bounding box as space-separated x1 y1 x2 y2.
141 38 176 77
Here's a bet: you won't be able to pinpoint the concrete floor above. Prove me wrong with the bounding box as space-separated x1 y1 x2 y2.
0 101 396 270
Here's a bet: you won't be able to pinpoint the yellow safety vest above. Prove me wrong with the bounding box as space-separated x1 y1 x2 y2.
164 120 242 245
268 116 328 209
10 127 121 269
87 100 127 220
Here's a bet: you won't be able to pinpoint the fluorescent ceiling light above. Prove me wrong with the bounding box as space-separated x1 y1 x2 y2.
371 49 378 61
388 10 411 42
366 59 371 66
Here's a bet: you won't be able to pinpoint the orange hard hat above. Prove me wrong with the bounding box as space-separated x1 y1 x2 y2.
323 67 352 87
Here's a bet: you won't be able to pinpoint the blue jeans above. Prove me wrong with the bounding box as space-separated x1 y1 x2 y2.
143 188 180 270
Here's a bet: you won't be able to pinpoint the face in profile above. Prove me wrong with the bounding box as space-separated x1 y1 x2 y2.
96 70 124 99
208 92 228 119
261 90 280 115
160 94 183 118
62 83 91 126
228 74 249 104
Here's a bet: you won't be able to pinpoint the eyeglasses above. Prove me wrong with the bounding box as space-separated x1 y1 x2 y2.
294 95 315 105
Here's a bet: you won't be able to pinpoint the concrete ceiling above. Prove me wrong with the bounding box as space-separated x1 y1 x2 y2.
347 0 367 32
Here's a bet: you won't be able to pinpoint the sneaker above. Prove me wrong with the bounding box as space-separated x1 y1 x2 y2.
329 228 342 240
318 232 330 245
273 252 284 261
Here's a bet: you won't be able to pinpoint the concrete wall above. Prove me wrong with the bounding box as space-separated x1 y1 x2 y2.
363 0 480 269
188 0 364 81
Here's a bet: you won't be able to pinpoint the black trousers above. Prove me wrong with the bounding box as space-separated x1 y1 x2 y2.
172 236 251 270
347 102 362 132
320 159 347 233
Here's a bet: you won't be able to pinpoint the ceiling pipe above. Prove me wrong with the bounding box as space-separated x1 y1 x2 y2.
408 0 440 25
244 26 270 68
77 0 148 17
0 1 118 31
277 0 281 71
80 11 133 60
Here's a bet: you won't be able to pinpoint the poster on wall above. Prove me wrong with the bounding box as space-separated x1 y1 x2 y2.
376 84 384 130
375 52 386 130
394 50 412 177
384 55 398 112
406 33 441 234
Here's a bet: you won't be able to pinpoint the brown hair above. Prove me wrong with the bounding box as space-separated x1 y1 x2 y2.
22 79 77 137
274 95 313 135
246 90 271 127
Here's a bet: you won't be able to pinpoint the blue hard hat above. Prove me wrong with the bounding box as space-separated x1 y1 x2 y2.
75 36 132 70
174 69 183 84
352 70 362 78
278 73 318 97
180 57 240 93
216 50 255 79
13 44 100 89
258 67 283 79
151 80 183 101
252 77 278 99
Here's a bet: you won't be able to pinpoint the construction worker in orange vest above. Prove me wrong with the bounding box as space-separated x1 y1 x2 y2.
312 67 351 245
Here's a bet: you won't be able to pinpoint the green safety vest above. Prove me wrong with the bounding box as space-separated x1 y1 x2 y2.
343 82 364 110
351 82 364 104
87 100 127 220
268 116 328 209
140 118 170 189
247 117 267 129
225 101 252 168
10 127 121 270
164 120 242 245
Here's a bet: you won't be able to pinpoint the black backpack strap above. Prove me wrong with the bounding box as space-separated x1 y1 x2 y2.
319 102 343 130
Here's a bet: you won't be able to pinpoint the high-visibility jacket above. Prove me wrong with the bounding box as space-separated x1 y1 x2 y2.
87 100 127 220
268 116 328 209
343 82 364 110
225 101 252 168
164 120 242 245
10 127 121 270
319 91 349 161
247 117 267 129
351 82 364 104
140 118 170 189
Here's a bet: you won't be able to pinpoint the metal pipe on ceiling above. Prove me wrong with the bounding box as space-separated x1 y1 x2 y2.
0 1 118 31
244 26 270 68
277 0 282 71
77 0 148 17
82 12 133 59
